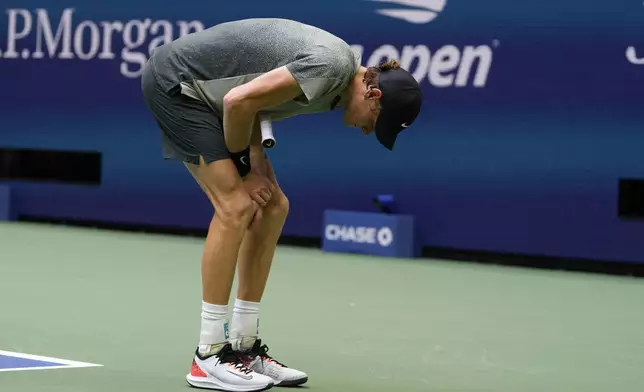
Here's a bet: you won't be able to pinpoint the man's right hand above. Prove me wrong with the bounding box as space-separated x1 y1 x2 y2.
242 172 275 207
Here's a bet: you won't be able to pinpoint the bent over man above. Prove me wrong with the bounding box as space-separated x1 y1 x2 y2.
141 17 423 392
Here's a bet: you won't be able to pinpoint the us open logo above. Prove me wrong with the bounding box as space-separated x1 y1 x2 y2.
357 0 497 88
369 0 446 24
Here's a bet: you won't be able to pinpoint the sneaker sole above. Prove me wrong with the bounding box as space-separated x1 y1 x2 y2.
186 375 274 392
275 376 308 388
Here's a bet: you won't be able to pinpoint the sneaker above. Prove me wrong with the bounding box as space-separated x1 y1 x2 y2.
234 339 308 387
186 343 274 391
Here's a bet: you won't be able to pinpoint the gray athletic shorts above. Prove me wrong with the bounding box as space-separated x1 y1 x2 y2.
141 59 229 165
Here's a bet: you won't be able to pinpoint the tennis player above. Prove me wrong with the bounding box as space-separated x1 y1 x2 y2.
141 18 423 391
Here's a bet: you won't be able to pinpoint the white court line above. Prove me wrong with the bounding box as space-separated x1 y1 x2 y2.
0 350 103 373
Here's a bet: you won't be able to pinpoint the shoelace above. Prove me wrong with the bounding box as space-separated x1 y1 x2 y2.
218 344 254 374
255 343 287 368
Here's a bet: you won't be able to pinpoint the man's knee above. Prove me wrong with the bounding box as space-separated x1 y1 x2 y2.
265 190 289 221
187 159 257 231
215 189 256 231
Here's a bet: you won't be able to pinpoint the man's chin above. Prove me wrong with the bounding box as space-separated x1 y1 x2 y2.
342 115 357 128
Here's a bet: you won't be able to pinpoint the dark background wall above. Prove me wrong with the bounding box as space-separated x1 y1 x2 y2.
1 0 643 264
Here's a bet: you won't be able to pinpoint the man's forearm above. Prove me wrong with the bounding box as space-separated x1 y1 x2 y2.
249 116 268 174
249 115 263 147
221 65 303 153
222 95 257 153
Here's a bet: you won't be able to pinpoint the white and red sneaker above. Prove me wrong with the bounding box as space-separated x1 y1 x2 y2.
186 343 274 391
234 339 308 387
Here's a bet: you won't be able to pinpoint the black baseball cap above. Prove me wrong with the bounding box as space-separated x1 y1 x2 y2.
374 67 423 150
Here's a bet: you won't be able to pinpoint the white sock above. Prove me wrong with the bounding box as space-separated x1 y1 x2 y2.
198 301 229 356
231 299 260 351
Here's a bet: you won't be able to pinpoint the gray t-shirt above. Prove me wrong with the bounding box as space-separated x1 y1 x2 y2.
150 18 361 120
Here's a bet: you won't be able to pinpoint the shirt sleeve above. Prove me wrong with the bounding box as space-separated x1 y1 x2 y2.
285 45 357 104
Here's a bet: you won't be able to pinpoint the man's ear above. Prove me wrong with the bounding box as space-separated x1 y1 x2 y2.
365 87 382 100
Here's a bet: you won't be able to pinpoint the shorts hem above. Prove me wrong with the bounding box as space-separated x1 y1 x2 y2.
163 153 231 166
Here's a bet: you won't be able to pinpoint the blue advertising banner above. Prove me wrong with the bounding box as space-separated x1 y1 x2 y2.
1 1 643 263
322 210 416 258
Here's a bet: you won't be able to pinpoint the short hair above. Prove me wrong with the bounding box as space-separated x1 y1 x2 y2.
363 59 401 88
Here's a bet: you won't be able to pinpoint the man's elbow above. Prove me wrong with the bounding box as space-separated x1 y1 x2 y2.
223 87 257 115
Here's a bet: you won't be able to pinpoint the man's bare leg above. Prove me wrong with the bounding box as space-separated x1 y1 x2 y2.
230 156 288 347
229 156 308 387
185 157 257 354
183 156 277 392
237 159 288 299
235 192 288 300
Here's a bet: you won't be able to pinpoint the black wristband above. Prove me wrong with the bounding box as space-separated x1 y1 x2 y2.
230 147 251 177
